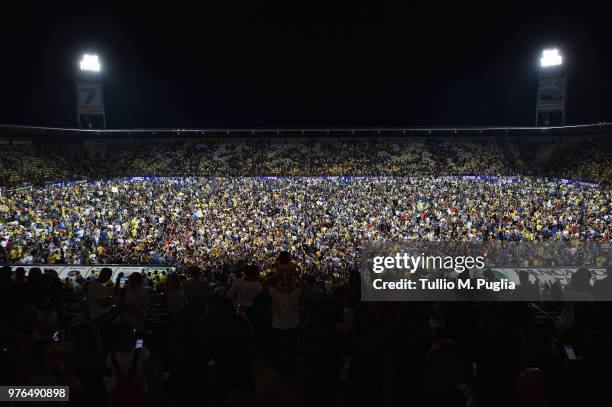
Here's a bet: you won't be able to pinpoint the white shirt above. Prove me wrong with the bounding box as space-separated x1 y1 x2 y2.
226 279 262 306
87 281 110 320
105 347 150 393
269 286 302 330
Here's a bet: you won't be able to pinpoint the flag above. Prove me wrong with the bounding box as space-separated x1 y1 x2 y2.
416 197 430 217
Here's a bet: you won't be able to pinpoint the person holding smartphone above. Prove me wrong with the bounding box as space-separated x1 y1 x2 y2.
104 321 150 406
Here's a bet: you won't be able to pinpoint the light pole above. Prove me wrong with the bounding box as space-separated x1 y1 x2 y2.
535 48 567 126
75 53 106 129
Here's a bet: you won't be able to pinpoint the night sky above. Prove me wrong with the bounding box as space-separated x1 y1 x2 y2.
2 3 612 128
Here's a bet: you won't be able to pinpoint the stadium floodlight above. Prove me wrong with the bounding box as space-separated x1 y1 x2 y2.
79 53 101 72
540 49 562 68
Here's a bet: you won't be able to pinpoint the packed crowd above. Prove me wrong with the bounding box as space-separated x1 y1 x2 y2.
1 136 610 187
0 177 609 271
2 258 611 407
0 134 610 406
1 143 86 187
546 138 612 183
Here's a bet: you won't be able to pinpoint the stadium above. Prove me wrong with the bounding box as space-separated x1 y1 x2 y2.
1 5 611 407
2 124 609 271
1 123 610 406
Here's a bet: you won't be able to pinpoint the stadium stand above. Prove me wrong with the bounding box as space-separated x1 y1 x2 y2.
0 126 610 185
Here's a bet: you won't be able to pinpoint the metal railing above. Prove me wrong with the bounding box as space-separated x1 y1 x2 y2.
1 122 611 137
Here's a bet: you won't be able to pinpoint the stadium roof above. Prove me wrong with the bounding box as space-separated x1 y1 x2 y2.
0 122 611 138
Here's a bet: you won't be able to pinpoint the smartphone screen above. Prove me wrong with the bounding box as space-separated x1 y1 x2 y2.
564 345 576 360
136 338 143 349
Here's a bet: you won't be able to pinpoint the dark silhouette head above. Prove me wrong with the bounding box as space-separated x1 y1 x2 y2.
277 251 292 265
571 268 592 290
98 268 113 283
28 267 43 283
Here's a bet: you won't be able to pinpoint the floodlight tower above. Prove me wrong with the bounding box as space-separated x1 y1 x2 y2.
75 53 106 129
536 48 567 126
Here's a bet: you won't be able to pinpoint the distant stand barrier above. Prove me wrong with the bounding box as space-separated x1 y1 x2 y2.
0 185 32 196
34 174 599 188
3 264 176 283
